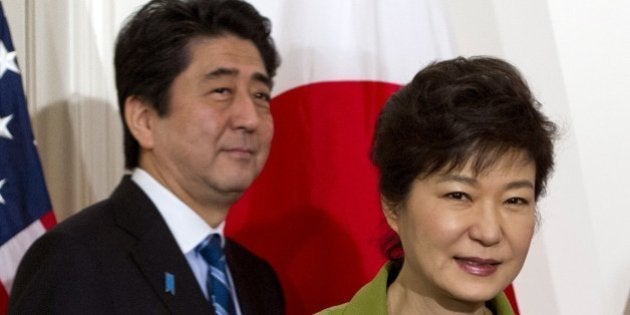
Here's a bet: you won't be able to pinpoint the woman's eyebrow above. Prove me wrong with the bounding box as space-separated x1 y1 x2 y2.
436 175 478 187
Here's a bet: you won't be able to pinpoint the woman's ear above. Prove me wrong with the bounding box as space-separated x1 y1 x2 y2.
381 195 400 233
124 96 156 149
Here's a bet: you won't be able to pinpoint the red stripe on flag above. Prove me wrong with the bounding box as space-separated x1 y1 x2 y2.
0 283 8 315
504 284 520 315
40 210 57 230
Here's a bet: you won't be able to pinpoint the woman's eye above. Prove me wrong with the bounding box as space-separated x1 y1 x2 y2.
445 192 469 201
505 197 529 205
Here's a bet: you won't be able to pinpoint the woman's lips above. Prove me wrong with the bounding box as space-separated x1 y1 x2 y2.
455 257 500 276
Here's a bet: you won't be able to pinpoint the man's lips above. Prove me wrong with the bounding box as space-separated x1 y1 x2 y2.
454 256 501 276
222 147 256 157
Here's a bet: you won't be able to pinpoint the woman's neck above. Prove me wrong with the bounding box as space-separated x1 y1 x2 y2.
386 278 492 315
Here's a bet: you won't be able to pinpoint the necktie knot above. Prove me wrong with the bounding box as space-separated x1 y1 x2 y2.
200 234 224 264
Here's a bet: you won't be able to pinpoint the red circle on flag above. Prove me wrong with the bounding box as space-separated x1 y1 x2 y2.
227 81 401 314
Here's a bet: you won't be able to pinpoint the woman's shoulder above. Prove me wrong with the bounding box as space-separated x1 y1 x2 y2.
315 302 349 315
487 291 516 315
314 263 391 314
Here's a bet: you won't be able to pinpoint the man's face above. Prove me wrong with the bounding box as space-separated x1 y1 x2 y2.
143 34 273 213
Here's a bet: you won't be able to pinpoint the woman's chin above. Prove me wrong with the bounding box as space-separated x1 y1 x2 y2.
444 278 506 305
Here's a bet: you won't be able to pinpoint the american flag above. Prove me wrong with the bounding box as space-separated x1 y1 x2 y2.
0 3 55 313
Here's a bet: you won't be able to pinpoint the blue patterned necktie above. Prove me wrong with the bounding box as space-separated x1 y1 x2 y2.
199 234 235 315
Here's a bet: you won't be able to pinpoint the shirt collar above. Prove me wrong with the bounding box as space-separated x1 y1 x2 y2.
131 168 225 253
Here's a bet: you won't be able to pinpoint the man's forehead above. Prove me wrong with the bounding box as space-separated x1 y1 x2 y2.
185 38 265 72
188 35 264 64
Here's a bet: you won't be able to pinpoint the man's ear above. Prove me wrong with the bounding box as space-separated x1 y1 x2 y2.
124 96 156 149
381 195 400 233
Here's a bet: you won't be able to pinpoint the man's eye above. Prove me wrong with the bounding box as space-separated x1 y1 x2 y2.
254 92 271 101
213 88 230 94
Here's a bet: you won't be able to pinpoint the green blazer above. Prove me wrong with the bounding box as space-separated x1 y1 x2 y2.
317 263 515 315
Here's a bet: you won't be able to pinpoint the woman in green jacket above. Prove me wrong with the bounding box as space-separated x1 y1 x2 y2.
319 56 557 315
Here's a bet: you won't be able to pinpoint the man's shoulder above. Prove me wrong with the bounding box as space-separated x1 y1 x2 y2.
50 176 146 237
9 200 120 311
17 199 120 271
49 198 115 237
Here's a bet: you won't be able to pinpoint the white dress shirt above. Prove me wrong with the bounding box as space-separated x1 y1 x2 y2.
131 168 242 314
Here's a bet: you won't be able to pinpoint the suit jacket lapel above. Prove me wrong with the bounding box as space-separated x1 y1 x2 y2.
225 240 252 314
110 177 212 314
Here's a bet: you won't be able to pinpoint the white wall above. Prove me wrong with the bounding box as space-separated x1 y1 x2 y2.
2 0 143 219
3 0 629 313
446 1 630 314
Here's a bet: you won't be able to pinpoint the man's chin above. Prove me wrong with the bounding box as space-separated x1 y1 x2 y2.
214 181 252 199
207 168 261 198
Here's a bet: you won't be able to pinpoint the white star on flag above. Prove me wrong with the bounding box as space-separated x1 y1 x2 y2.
0 39 20 78
0 114 13 140
0 178 6 204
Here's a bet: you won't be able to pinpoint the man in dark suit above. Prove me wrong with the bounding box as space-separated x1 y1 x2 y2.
9 0 283 314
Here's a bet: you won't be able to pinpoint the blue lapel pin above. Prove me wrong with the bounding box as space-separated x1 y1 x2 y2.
165 272 175 295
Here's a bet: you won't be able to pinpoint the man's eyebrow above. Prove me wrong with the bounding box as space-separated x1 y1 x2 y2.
253 72 272 89
203 67 272 88
204 67 238 79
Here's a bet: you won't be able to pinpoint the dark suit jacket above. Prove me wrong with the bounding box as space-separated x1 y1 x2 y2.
8 176 284 314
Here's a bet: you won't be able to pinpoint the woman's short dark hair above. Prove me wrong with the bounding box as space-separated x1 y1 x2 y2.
115 0 280 169
372 56 557 262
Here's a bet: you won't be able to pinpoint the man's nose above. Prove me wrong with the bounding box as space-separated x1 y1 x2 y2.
230 92 260 132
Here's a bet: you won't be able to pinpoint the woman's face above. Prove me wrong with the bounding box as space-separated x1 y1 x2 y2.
384 151 536 307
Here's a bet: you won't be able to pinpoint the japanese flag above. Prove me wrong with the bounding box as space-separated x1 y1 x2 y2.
224 1 514 314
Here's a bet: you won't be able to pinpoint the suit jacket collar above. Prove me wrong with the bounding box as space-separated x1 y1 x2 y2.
110 176 213 314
